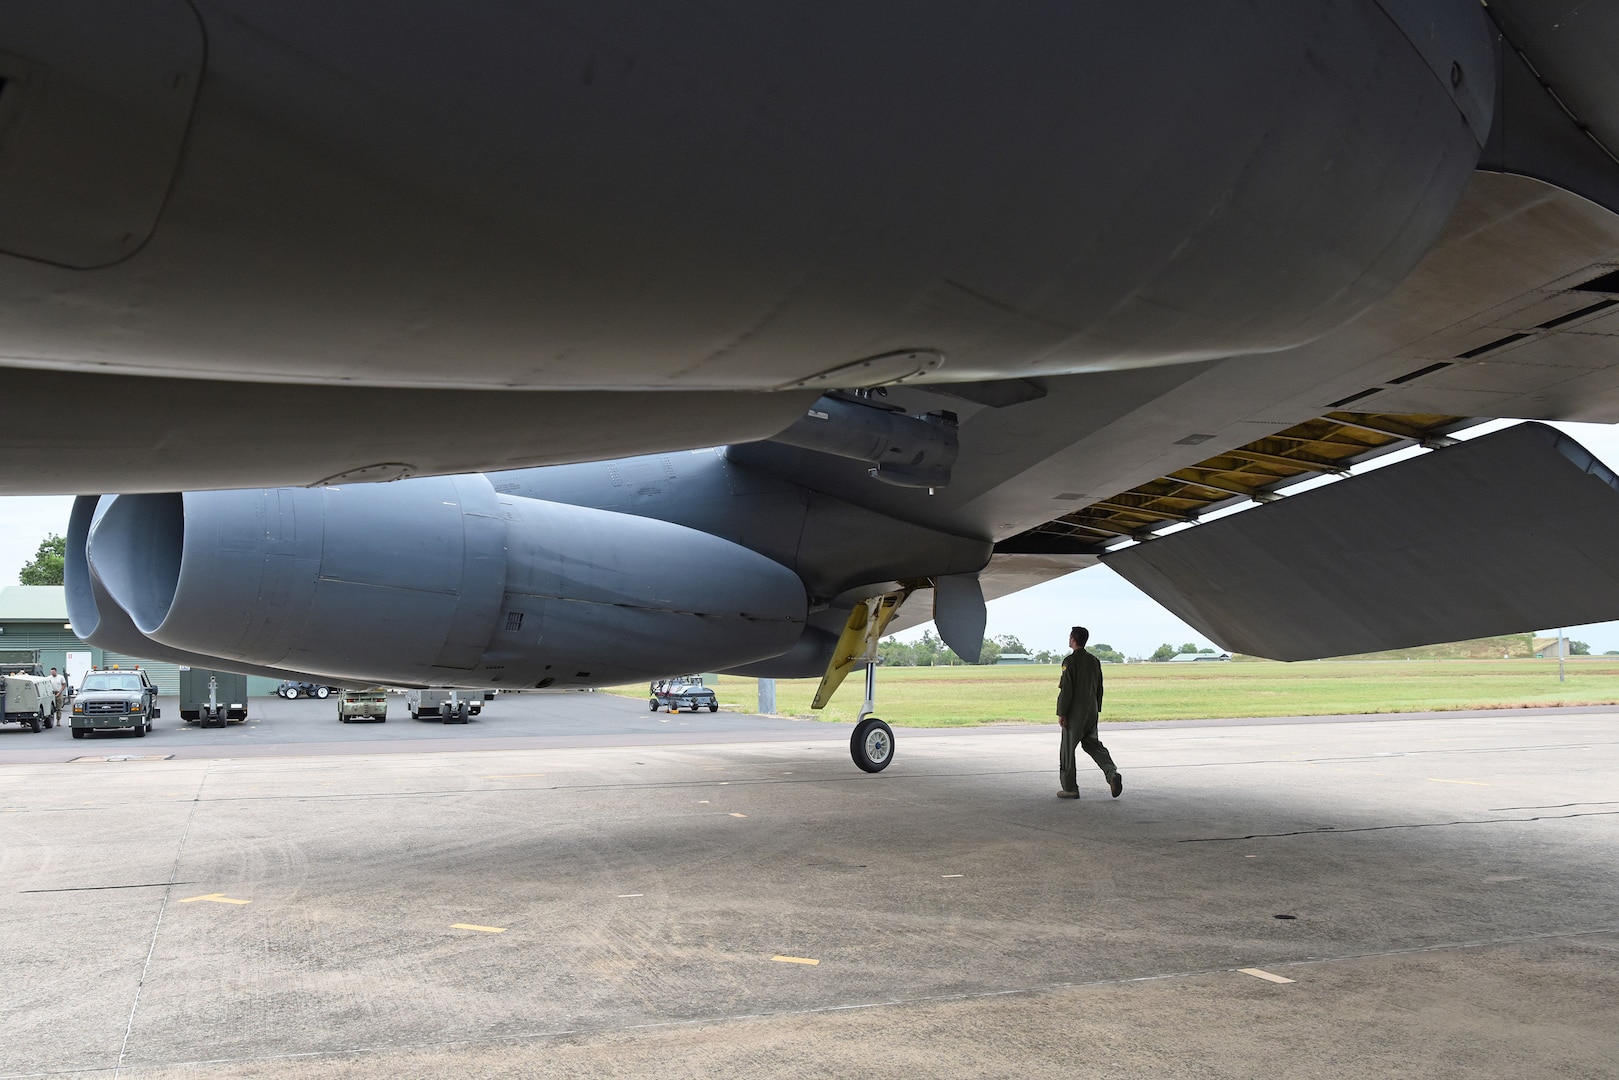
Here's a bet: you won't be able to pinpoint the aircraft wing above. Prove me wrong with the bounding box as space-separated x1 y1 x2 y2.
25 1 1619 726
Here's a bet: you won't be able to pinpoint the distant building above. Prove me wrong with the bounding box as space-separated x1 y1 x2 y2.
1532 636 1567 659
0 585 282 695
1167 651 1231 662
996 652 1035 664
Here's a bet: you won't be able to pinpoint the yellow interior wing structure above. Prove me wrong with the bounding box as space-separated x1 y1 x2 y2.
810 587 912 710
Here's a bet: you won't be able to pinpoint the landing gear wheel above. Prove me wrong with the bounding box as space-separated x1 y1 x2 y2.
707 703 718 712
648 699 658 712
850 717 894 773
316 686 331 699
285 687 300 699
456 701 470 724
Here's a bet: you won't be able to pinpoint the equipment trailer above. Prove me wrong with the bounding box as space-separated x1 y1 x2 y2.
179 668 248 727
1 662 54 732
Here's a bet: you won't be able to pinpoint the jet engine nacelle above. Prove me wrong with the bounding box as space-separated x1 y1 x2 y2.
73 477 806 688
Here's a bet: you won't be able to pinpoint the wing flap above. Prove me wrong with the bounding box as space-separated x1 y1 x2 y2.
1103 423 1619 660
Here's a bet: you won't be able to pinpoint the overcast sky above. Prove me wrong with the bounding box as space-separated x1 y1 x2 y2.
7 418 1619 658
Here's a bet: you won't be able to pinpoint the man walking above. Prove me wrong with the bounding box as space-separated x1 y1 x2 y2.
1055 626 1123 799
47 667 66 726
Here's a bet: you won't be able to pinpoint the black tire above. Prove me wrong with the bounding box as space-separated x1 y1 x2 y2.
315 686 330 699
649 699 659 712
72 728 86 739
850 717 895 773
131 721 146 738
708 703 719 713
43 711 54 729
28 713 42 733
457 701 470 724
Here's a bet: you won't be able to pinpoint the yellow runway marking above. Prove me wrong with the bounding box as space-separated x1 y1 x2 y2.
450 923 506 933
1239 968 1295 984
729 812 748 818
1427 778 1489 786
772 955 820 965
179 893 250 905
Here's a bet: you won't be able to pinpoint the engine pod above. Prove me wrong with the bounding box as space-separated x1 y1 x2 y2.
91 475 509 683
487 496 807 686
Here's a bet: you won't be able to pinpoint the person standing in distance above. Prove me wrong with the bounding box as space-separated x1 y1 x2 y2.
1055 626 1123 799
47 667 66 725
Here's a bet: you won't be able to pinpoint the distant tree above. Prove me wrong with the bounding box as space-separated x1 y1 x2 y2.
1604 650 1619 656
1197 647 1215 654
1178 642 1199 654
1570 640 1591 656
1087 643 1125 663
992 634 1028 655
18 533 65 586
911 631 946 666
878 640 915 666
1033 650 1062 664
1151 643 1177 662
975 639 1002 665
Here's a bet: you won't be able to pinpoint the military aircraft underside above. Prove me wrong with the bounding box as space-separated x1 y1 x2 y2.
13 2 1619 770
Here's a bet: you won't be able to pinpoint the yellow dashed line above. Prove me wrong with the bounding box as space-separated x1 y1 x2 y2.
450 923 506 933
179 893 250 905
772 955 820 965
1239 968 1295 984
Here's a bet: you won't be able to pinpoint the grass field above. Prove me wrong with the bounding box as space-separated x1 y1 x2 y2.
611 658 1619 726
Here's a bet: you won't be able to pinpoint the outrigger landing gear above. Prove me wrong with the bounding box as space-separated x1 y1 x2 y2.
849 661 894 773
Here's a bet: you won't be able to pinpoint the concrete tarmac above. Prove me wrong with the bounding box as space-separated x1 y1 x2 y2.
2 696 1616 1078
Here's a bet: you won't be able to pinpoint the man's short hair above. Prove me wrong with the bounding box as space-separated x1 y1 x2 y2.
1070 626 1089 647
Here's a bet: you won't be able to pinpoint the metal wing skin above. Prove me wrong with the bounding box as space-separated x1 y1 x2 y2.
2 0 1498 490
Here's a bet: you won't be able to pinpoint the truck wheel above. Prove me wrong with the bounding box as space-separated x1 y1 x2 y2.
131 722 146 738
708 703 719 712
43 711 54 729
72 728 85 739
28 714 42 733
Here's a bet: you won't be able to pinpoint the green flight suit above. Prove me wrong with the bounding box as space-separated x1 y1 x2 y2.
1056 648 1116 794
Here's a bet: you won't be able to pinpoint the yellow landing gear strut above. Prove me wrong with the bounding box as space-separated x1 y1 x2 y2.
812 587 912 772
